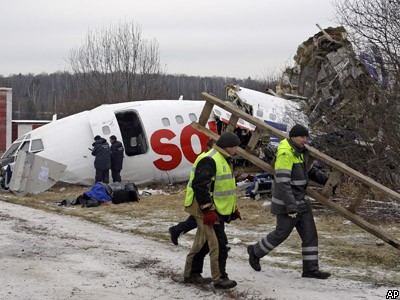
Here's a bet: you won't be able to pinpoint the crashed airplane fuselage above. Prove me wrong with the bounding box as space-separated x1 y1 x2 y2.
3 100 213 186
1 89 308 188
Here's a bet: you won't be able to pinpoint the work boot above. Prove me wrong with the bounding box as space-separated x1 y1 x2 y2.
302 270 331 279
168 226 179 246
214 277 237 289
247 245 261 271
183 273 212 284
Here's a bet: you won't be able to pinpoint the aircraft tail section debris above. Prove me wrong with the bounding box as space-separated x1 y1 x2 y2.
278 26 377 128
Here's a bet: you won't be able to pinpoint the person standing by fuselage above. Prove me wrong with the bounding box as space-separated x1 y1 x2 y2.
109 135 124 183
91 135 111 184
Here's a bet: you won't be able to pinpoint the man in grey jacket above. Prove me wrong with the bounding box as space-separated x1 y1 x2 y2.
247 124 331 279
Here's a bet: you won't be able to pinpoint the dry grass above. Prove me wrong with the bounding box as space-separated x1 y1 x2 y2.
0 181 399 287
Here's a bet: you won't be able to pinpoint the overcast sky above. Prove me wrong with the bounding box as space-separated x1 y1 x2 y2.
1 0 338 79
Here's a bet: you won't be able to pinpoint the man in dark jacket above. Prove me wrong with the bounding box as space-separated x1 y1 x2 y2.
169 139 216 246
91 135 111 183
109 135 124 182
247 124 331 279
183 132 241 290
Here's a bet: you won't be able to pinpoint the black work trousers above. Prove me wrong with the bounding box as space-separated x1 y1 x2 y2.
253 210 319 272
111 168 121 182
95 169 109 184
172 215 197 236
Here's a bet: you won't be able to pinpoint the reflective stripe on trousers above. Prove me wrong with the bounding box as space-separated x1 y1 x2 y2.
253 210 319 272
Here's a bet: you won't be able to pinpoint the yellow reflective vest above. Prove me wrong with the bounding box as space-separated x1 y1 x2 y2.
184 148 236 216
272 138 308 214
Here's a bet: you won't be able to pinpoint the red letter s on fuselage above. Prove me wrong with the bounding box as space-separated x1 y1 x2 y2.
151 129 182 171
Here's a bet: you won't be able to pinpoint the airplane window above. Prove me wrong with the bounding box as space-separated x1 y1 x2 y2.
214 109 222 117
20 141 30 152
31 139 44 152
175 115 184 124
102 126 111 135
162 118 170 126
1 142 21 159
269 113 277 121
256 110 264 118
189 113 197 122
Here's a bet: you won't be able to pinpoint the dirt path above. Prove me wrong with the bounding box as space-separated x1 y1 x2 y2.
0 200 393 300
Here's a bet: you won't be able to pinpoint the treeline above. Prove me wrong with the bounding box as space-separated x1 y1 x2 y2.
0 72 277 120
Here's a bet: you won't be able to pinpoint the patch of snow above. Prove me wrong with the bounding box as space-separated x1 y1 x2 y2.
0 201 394 300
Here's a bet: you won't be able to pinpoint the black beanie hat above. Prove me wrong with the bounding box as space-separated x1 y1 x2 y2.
289 124 309 137
216 132 241 148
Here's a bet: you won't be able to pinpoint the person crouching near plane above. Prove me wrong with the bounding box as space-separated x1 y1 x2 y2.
91 135 111 184
247 124 331 279
183 132 241 289
109 135 124 183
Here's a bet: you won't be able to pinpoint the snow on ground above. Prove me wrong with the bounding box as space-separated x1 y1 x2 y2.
0 201 393 300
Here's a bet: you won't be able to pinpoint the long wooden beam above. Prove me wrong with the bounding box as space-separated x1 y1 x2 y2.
192 121 400 250
307 189 400 249
201 92 400 202
193 93 400 250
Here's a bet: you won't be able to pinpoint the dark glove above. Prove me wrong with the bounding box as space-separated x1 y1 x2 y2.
203 210 219 227
231 209 242 221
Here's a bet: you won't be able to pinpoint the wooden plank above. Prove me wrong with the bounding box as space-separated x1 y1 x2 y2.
307 188 400 249
198 101 214 126
305 146 400 201
348 184 369 213
321 170 341 198
201 92 400 202
246 127 261 151
226 115 239 132
190 122 275 174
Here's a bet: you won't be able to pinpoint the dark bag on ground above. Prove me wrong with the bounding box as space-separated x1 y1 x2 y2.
110 182 140 204
81 197 102 207
57 194 102 207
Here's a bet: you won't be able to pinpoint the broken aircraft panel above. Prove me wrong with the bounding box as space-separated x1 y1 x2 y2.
277 25 378 128
9 151 67 196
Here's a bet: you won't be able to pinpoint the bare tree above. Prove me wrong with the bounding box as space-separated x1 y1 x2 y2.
333 0 400 87
69 20 164 109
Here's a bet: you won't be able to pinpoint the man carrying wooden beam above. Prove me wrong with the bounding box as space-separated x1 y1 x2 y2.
247 124 331 279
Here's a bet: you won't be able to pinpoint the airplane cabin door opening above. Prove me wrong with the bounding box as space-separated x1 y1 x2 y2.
115 111 148 156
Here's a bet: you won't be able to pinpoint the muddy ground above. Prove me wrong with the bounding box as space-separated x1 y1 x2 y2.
0 181 399 300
